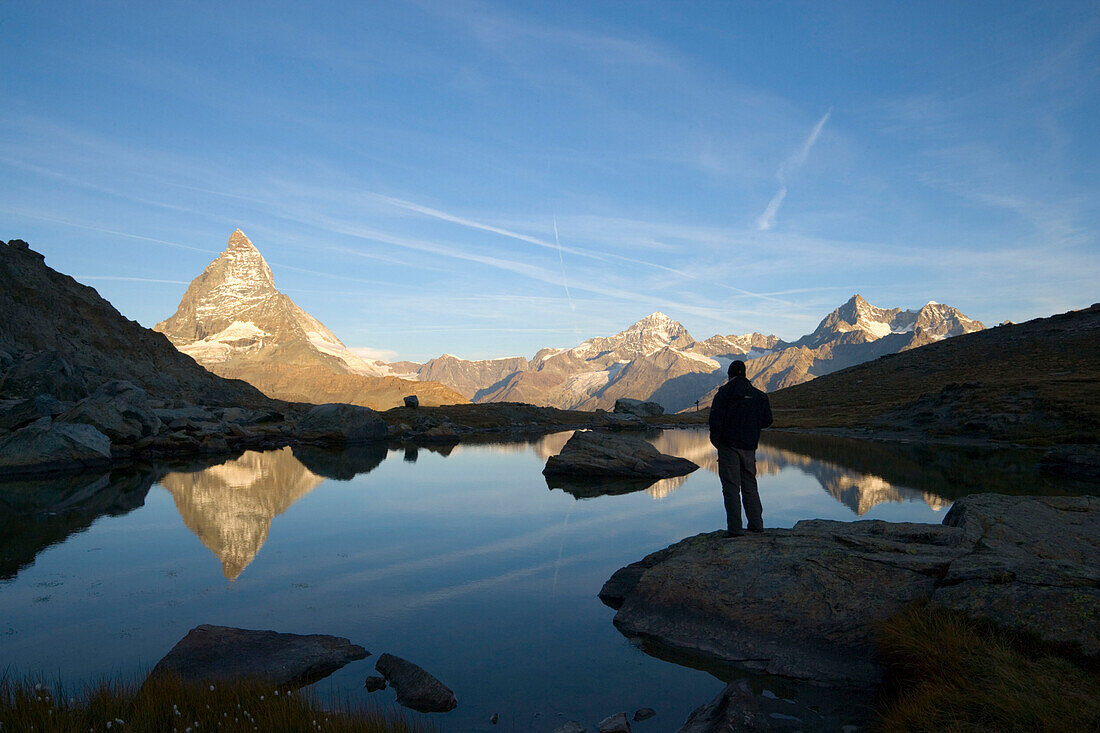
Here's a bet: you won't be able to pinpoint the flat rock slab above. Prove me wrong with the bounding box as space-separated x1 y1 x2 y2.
602 493 1100 687
149 624 368 689
543 430 698 479
375 652 457 713
0 418 111 476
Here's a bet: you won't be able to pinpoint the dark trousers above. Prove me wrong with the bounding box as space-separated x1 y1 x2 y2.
716 445 763 531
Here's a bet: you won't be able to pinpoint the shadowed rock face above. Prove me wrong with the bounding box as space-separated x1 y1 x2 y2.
543 430 699 480
159 447 325 579
150 624 368 689
601 494 1100 686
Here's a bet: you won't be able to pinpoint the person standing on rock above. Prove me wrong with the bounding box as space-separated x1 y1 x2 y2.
708 360 773 537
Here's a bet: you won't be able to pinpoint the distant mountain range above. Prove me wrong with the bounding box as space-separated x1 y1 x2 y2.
149 230 984 413
154 230 466 409
399 296 982 412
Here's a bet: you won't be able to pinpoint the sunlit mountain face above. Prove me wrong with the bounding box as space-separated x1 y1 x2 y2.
159 447 325 579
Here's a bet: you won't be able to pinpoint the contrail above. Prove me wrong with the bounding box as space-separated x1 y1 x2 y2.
553 215 576 313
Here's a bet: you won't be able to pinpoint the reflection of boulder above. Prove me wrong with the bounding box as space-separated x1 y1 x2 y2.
292 443 387 481
159 447 324 580
0 467 156 578
546 475 659 499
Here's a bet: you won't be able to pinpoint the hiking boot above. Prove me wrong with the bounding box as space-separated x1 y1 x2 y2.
722 529 744 538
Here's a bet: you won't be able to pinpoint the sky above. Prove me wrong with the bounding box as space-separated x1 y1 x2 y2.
2 1 1097 361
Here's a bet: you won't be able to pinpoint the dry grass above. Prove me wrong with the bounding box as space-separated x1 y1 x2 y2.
0 675 428 733
874 605 1100 733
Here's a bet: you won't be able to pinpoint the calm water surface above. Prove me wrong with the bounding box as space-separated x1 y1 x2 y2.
0 429 1057 730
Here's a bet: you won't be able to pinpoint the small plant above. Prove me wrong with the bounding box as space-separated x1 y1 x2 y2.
874 604 1100 732
0 675 429 732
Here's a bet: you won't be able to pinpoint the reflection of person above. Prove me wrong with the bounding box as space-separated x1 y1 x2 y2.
708 360 773 536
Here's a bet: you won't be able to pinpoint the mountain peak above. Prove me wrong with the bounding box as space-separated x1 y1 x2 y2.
226 229 261 256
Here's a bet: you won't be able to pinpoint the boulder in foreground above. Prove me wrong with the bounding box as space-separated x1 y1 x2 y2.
0 418 111 476
602 494 1099 687
149 624 368 689
375 652 457 713
543 430 698 480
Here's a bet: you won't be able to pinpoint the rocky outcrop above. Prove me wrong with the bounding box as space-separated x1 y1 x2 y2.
0 239 267 407
602 494 1099 686
149 624 368 689
676 680 767 733
0 419 111 475
613 398 665 417
543 430 699 480
58 380 163 442
295 403 387 444
374 653 457 713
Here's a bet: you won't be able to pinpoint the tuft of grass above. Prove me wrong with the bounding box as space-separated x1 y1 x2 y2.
0 675 430 732
874 604 1100 733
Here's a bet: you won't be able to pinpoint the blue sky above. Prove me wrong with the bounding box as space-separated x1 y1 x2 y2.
2 1 1097 361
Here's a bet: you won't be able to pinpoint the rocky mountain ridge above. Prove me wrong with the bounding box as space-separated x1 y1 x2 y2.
396 296 983 412
154 230 466 409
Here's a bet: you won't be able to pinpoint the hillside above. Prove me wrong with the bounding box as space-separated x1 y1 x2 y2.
0 239 268 407
769 305 1100 445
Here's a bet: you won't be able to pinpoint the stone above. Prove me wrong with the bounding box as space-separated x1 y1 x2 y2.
614 398 665 418
490 712 499 724
0 394 68 433
375 652 457 713
148 624 368 689
364 675 386 692
0 351 88 401
403 395 419 409
59 380 163 442
676 680 769 732
0 418 111 476
543 430 698 480
295 403 387 444
551 723 587 733
634 708 656 721
598 712 631 732
603 494 1100 687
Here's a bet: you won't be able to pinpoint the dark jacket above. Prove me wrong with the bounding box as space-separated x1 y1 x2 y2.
709 376 773 450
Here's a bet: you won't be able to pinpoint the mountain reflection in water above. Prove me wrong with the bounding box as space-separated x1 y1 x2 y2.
159 447 325 579
530 429 942 512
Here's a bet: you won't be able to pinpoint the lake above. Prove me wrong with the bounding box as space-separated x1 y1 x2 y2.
0 429 1074 731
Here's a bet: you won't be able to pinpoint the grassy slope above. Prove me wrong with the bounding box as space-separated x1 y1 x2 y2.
768 305 1100 445
874 605 1099 732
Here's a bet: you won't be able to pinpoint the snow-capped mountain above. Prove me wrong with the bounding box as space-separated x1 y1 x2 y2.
794 294 982 350
404 312 782 411
155 230 466 408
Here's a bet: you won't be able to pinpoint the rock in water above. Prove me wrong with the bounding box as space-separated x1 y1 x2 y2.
598 712 632 732
676 680 768 732
59 380 163 442
364 675 386 692
550 723 586 733
295 403 386 444
634 707 657 721
542 430 698 479
613 398 665 417
375 653 457 713
149 624 368 689
0 419 111 476
602 493 1100 687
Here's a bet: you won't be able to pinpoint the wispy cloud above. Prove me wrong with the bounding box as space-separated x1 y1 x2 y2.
756 110 831 231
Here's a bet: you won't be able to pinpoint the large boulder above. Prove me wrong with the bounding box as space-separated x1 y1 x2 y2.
59 380 162 442
601 494 1100 687
149 624 369 689
0 351 88 401
0 394 69 433
0 418 111 476
614 398 665 418
375 653 457 713
543 430 698 480
295 403 386 444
